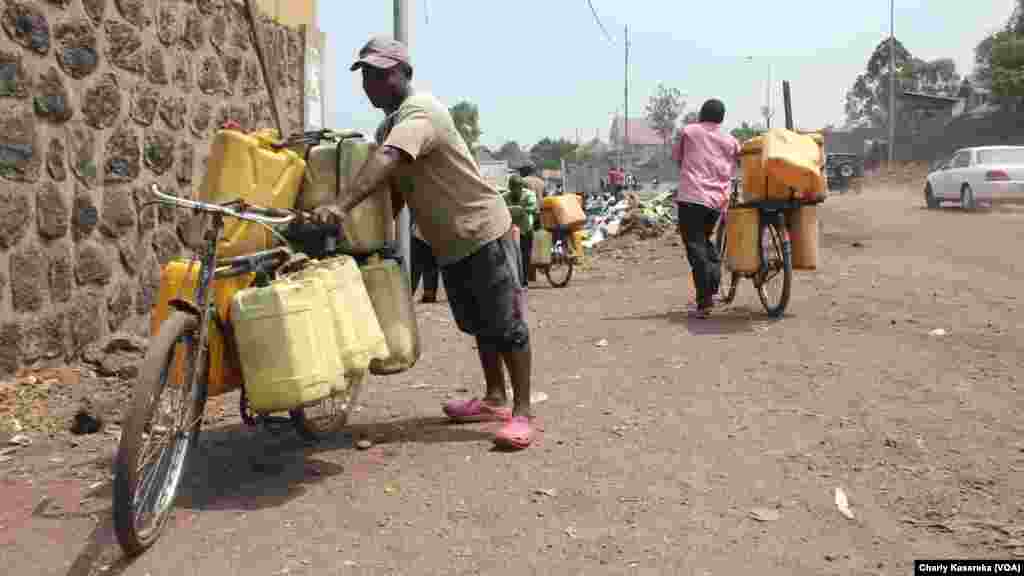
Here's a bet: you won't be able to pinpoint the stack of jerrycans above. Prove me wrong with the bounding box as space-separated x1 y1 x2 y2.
151 128 305 400
229 257 390 415
303 133 421 376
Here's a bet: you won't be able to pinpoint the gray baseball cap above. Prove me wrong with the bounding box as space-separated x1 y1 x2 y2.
350 36 410 71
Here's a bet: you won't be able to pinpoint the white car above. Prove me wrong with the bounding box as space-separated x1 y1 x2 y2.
925 146 1024 210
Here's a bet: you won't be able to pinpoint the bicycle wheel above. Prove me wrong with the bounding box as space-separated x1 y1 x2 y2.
713 216 739 305
755 219 792 317
114 312 208 557
545 241 574 288
290 370 365 442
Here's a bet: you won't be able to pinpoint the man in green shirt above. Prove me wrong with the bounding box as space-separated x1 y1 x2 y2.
503 175 539 287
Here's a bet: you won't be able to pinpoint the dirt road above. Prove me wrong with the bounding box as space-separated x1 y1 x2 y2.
2 180 1022 575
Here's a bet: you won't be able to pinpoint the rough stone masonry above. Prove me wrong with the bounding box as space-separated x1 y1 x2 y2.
0 0 306 377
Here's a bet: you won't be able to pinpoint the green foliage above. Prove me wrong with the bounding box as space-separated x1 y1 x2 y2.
495 141 522 161
990 31 1024 97
730 122 763 143
530 137 578 171
974 1 1024 93
644 83 685 149
844 38 960 127
449 101 482 149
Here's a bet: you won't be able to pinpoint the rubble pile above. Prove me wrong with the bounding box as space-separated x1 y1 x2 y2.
582 191 678 249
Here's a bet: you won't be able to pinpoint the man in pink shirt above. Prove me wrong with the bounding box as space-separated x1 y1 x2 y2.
672 99 741 318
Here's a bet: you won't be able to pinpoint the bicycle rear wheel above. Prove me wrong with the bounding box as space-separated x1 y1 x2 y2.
545 241 574 288
290 370 365 442
114 312 208 557
755 219 792 317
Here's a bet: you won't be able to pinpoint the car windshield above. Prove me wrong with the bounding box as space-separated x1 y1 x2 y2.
976 149 1024 165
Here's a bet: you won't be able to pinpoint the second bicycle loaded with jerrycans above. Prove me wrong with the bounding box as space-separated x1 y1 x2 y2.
114 125 420 557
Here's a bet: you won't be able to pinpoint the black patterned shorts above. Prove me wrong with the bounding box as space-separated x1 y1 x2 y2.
440 229 530 352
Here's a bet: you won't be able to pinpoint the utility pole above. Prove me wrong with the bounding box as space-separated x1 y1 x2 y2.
394 0 411 283
888 0 896 166
623 24 629 172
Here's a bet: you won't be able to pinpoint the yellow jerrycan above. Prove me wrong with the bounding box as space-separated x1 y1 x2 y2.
230 275 338 414
360 255 421 375
197 128 305 258
301 137 394 255
289 255 390 392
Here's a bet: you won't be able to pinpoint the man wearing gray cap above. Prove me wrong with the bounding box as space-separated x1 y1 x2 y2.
317 36 535 450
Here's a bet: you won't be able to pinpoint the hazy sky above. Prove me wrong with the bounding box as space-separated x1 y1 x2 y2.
318 1 1013 150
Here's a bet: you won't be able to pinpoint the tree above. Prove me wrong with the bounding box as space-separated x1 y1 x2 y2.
494 141 533 169
990 31 1024 98
644 84 685 155
529 138 578 171
844 38 914 127
730 122 763 143
977 1 1024 98
495 141 522 161
449 101 482 149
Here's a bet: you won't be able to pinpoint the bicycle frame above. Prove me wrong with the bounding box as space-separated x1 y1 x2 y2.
721 181 795 280
144 185 297 403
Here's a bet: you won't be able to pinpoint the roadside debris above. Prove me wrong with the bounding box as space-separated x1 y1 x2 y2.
835 487 855 520
749 508 781 522
71 410 103 436
8 434 32 447
583 191 677 249
929 328 948 337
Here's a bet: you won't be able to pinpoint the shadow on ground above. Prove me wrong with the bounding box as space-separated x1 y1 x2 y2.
60 416 491 575
602 306 770 336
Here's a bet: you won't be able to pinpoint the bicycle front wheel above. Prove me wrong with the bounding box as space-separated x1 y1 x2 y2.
114 312 208 557
755 219 792 317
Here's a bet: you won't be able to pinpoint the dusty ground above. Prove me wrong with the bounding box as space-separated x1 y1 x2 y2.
1 177 1022 575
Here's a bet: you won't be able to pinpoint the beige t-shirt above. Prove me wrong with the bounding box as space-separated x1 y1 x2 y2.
377 92 511 266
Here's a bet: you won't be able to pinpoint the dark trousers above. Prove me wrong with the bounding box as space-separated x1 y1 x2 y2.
520 232 533 286
676 202 722 307
411 236 439 296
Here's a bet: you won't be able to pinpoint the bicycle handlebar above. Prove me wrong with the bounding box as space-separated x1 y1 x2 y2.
150 184 296 226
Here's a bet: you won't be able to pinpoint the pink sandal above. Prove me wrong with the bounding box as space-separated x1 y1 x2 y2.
493 416 533 450
442 398 512 423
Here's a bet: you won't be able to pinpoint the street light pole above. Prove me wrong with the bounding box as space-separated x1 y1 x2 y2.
394 0 411 283
623 24 629 172
746 56 773 129
888 0 896 166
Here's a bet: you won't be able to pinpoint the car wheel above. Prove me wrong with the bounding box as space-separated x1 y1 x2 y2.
925 183 939 209
960 185 976 211
839 163 854 178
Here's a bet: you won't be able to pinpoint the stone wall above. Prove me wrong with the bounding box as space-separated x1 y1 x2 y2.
0 0 306 377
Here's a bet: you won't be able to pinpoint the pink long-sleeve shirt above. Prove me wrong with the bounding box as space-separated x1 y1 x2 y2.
672 122 740 211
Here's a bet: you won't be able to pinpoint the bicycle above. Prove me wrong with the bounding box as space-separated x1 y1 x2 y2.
542 224 575 288
713 177 795 318
113 184 358 556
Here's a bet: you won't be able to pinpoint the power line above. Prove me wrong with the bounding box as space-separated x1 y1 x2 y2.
586 0 616 44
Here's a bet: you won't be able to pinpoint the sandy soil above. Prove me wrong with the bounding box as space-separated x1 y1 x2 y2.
1 177 1022 575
